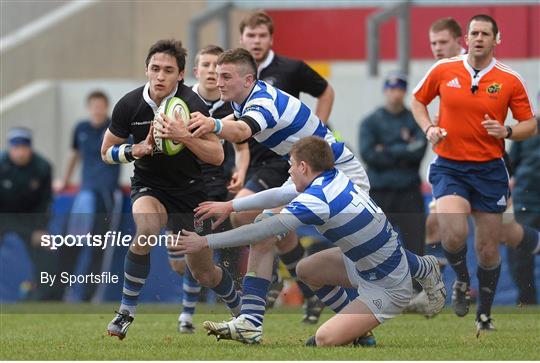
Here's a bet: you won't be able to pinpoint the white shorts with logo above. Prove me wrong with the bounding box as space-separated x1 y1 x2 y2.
343 254 412 323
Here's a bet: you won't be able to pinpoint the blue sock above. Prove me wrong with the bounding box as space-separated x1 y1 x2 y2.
314 285 351 313
120 250 150 317
211 267 241 316
516 225 540 255
476 262 501 319
443 245 470 284
405 249 433 279
180 267 201 323
240 276 270 327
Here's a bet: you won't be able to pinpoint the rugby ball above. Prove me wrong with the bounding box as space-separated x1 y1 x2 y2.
153 97 190 156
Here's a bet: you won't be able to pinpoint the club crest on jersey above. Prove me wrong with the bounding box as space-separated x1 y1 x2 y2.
487 82 502 94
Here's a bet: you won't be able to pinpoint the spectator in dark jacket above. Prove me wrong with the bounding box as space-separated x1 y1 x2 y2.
0 127 60 300
359 71 427 256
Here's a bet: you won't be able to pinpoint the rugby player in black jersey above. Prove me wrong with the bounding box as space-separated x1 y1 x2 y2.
101 39 240 340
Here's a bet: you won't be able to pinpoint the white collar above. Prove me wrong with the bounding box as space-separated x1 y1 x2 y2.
143 82 179 112
257 49 275 77
462 55 497 88
191 82 224 116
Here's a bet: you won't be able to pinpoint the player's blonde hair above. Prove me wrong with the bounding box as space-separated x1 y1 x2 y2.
194 45 224 67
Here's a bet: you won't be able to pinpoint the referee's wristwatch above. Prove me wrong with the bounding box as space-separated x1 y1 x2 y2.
504 126 513 139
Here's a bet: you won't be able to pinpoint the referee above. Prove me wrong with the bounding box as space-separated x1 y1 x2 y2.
412 15 537 333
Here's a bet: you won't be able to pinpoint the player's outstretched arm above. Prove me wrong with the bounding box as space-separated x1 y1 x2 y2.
189 112 253 143
195 184 300 229
169 213 300 254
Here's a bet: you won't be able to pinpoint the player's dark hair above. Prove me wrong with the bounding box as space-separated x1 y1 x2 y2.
145 39 187 71
86 90 109 105
290 136 334 173
239 10 274 35
430 17 462 38
194 45 224 67
467 14 499 38
217 48 257 78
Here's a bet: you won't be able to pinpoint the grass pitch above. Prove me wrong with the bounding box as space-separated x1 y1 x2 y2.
1 303 538 360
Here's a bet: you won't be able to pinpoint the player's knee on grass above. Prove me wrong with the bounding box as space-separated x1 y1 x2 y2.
315 332 333 347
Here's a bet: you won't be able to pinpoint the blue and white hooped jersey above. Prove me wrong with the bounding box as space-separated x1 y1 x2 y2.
232 81 354 165
282 169 408 287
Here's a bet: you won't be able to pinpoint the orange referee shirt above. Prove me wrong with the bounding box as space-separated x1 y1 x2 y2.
413 55 535 162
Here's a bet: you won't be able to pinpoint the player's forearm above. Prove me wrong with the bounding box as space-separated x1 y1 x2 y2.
509 118 537 141
315 85 335 123
232 184 300 212
219 120 253 143
207 214 293 249
411 98 432 133
184 135 224 166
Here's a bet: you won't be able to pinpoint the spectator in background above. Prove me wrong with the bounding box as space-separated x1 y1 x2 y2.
429 17 464 60
359 71 427 257
0 127 60 300
507 115 540 305
56 91 122 302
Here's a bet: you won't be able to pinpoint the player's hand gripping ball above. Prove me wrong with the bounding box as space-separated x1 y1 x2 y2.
153 97 190 156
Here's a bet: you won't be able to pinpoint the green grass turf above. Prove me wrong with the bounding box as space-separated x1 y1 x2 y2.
1 303 538 360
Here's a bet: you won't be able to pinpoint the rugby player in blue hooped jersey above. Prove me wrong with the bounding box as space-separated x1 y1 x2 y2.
184 48 446 345
170 136 444 346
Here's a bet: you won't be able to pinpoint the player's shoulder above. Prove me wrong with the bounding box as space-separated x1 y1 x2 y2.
273 53 303 68
117 85 145 106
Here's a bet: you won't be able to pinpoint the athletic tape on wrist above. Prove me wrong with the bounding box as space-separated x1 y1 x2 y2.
213 118 223 135
105 144 138 164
